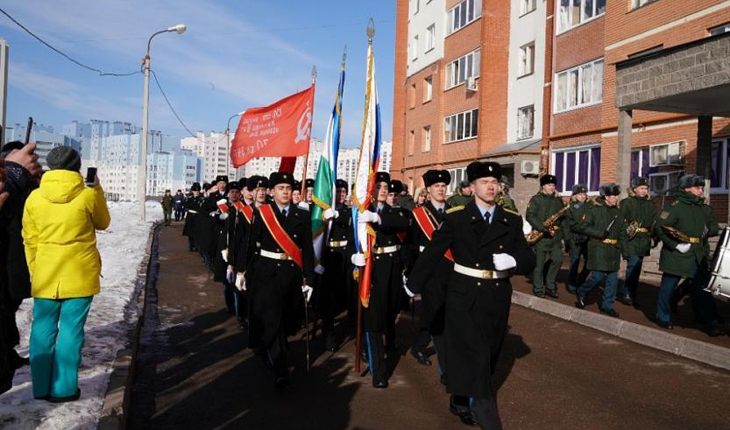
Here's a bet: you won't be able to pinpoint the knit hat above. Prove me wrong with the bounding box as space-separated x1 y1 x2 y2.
47 146 81 171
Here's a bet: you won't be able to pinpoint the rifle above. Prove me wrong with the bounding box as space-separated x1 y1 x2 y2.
24 116 33 145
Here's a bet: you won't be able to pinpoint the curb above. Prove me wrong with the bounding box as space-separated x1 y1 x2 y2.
511 290 730 372
98 223 161 430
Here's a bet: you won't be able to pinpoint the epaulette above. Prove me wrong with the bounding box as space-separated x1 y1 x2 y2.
446 205 465 214
502 208 520 216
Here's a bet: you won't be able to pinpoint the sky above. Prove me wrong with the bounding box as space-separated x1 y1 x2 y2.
0 1 396 147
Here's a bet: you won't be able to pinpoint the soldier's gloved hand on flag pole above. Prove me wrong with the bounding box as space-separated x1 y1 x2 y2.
358 210 380 224
235 272 246 291
298 202 310 211
314 264 325 275
226 265 235 283
219 212 229 221
351 253 366 267
676 243 691 254
323 208 338 220
403 284 415 298
493 253 517 271
302 285 313 303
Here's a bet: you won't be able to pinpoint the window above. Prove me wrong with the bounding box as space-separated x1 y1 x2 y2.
423 76 433 102
551 146 601 193
519 43 535 77
517 105 535 140
709 22 730 36
520 0 537 15
422 126 432 152
409 83 417 108
631 0 658 9
554 59 603 112
408 130 415 156
710 139 729 190
446 167 466 194
447 0 482 34
630 147 658 181
444 109 479 143
446 49 480 88
426 24 436 52
558 0 605 33
411 35 419 61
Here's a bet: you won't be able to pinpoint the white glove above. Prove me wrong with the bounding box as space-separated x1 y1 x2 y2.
314 264 325 275
302 285 313 303
351 253 366 267
493 253 517 271
298 201 310 211
404 284 415 298
676 243 691 254
226 265 235 284
358 210 381 224
219 212 229 221
235 272 246 291
323 208 339 221
522 220 533 236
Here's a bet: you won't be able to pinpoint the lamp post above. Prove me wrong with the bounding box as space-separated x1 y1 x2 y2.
225 111 244 180
139 24 186 221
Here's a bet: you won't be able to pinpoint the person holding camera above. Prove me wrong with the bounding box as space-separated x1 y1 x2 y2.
22 146 110 402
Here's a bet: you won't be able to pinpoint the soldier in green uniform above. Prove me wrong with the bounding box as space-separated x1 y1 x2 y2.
526 174 564 298
496 176 518 213
617 177 657 307
574 183 625 317
446 180 473 207
161 189 173 226
654 174 724 336
563 184 591 294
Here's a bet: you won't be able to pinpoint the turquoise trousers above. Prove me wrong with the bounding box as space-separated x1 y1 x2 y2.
30 296 93 399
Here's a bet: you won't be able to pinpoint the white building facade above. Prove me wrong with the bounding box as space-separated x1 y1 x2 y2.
181 132 236 182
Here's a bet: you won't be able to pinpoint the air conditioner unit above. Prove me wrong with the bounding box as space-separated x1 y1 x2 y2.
521 160 539 176
649 171 683 195
465 76 478 92
649 141 685 167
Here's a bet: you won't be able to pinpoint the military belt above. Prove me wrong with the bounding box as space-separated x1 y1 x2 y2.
687 237 701 244
454 263 510 280
636 227 649 233
260 249 293 261
327 240 348 248
373 245 400 254
601 239 619 245
187 210 198 214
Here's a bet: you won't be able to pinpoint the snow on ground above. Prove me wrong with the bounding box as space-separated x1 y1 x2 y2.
0 201 163 430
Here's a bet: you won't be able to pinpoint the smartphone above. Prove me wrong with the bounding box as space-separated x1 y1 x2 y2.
85 167 97 185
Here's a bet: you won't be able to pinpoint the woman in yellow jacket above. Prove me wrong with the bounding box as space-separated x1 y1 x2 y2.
22 146 110 402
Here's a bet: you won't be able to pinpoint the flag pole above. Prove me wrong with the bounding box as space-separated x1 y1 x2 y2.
324 47 347 248
300 66 318 196
355 19 376 375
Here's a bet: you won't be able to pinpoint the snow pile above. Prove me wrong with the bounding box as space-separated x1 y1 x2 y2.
0 201 162 430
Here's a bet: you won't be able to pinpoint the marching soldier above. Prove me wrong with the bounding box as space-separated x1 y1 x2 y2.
408 170 452 374
182 182 203 252
351 172 410 388
563 184 591 294
496 176 517 213
526 174 564 298
574 183 625 318
199 176 229 269
229 178 254 329
617 177 657 307
654 174 723 336
245 171 315 388
292 180 302 205
247 176 269 208
303 178 315 210
407 161 535 429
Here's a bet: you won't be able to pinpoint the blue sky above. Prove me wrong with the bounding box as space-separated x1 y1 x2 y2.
0 1 396 147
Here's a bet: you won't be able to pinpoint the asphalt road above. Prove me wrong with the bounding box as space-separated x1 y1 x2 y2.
127 223 730 430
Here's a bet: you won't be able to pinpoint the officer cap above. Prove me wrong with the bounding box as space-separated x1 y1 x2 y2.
336 179 348 190
305 178 315 188
215 175 229 184
572 183 588 195
375 171 391 184
423 169 451 187
631 177 650 189
540 174 558 187
599 183 621 197
269 171 295 187
247 175 268 190
466 161 501 183
389 180 404 194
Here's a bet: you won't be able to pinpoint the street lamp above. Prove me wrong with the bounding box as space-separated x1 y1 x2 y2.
226 111 244 179
139 24 187 221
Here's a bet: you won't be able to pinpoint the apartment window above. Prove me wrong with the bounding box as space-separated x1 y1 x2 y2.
444 109 479 143
520 0 537 15
518 43 535 77
423 76 433 102
409 83 417 108
447 0 482 34
408 130 415 156
710 138 730 190
411 35 419 61
425 24 436 52
631 0 658 9
551 146 601 193
630 147 658 181
709 22 730 36
517 105 535 140
446 49 480 89
558 0 605 33
555 59 603 112
446 167 466 194
422 126 432 152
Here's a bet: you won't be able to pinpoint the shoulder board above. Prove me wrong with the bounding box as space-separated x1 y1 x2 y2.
502 208 520 216
446 205 465 214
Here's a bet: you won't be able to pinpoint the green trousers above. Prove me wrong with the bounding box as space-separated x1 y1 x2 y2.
532 244 562 294
30 296 93 399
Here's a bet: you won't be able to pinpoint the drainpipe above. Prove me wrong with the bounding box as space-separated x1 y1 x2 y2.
540 0 555 175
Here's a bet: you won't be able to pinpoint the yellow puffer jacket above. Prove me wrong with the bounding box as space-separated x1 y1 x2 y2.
22 170 111 299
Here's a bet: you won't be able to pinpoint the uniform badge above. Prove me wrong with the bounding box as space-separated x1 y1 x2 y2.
660 211 669 219
581 214 587 221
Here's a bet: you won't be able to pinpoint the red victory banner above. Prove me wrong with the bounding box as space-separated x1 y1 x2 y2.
230 85 315 168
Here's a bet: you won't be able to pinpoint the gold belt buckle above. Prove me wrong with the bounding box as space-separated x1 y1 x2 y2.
689 237 700 244
481 270 493 279
278 253 290 260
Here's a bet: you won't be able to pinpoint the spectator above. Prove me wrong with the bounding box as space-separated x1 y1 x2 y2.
446 180 473 207
0 164 12 394
399 189 415 210
173 189 186 222
22 146 110 402
414 187 428 207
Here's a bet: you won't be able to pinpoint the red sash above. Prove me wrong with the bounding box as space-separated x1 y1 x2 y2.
258 205 303 269
412 206 454 262
233 201 254 223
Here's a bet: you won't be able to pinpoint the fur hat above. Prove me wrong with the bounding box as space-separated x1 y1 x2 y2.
228 181 241 191
540 174 557 187
292 180 302 191
336 179 348 190
47 146 82 172
246 175 268 190
375 171 391 184
466 161 501 183
631 177 650 189
389 180 404 194
423 169 451 187
269 171 295 187
572 184 588 195
305 178 315 188
678 174 704 189
215 175 229 184
599 183 621 197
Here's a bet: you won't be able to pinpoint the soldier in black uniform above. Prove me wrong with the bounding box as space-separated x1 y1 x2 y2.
247 176 269 208
292 180 302 205
407 161 535 429
199 176 229 270
408 169 452 375
351 172 410 389
303 178 315 211
318 179 355 351
182 182 203 252
244 171 315 388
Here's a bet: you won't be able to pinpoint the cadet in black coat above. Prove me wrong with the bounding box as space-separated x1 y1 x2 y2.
245 172 315 388
408 162 535 430
182 183 203 251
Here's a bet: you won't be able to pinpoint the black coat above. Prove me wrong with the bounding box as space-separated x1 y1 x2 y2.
0 161 34 301
408 201 535 399
318 204 355 314
246 203 315 348
182 195 203 238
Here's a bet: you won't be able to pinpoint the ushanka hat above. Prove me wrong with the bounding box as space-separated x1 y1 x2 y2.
423 169 451 187
375 171 391 184
247 175 268 190
631 177 650 188
228 181 241 191
336 179 348 189
305 178 315 188
215 175 229 184
572 183 588 194
466 161 501 183
389 180 404 194
540 174 558 187
269 171 295 187
599 183 621 197
678 174 704 189
190 182 201 191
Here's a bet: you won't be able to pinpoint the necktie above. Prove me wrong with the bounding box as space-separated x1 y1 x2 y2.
437 208 443 214
484 211 491 224
282 208 287 218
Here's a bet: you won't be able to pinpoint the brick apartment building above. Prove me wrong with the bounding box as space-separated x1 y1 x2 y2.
392 0 730 220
